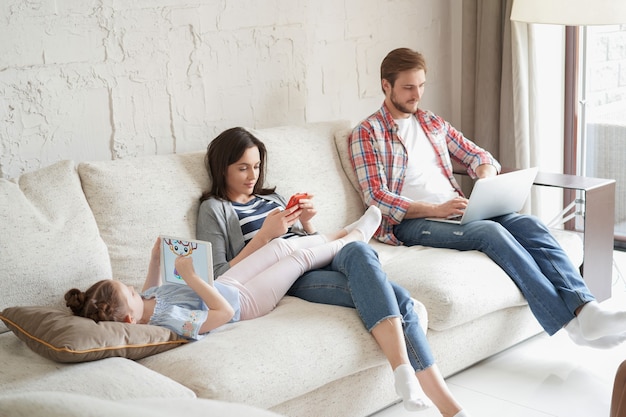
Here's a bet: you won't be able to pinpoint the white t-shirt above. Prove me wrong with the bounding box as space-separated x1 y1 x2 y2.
396 115 458 204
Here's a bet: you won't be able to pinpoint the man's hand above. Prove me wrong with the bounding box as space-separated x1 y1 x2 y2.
432 196 468 219
406 196 468 219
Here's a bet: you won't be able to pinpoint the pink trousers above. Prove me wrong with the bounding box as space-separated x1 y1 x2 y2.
218 235 347 320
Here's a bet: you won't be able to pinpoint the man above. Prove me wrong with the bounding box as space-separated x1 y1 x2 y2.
349 47 626 349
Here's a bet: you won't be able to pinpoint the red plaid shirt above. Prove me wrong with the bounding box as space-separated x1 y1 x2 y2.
348 102 500 245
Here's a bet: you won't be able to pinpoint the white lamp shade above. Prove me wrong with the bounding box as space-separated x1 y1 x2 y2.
511 0 626 25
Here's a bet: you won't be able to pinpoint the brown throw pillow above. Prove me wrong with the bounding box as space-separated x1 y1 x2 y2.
0 306 187 363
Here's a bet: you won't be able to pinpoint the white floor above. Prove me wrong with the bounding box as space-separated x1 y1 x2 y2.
373 249 626 417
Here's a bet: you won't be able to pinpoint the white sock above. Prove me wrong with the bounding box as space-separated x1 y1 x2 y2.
345 206 381 242
453 410 472 417
564 317 626 349
343 218 360 234
344 206 380 233
393 364 432 412
577 301 626 340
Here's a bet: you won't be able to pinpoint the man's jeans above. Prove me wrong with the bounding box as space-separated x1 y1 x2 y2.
287 241 434 371
395 213 595 335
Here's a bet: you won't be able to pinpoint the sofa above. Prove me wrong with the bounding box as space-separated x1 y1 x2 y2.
0 120 584 417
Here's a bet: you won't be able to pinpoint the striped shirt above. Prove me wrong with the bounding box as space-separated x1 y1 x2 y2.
348 102 500 245
232 197 296 244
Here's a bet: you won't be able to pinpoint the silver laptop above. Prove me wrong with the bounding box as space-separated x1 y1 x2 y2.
426 167 539 225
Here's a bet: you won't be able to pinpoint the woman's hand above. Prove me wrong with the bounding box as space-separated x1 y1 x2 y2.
293 194 317 233
228 207 300 269
256 207 300 242
295 193 317 223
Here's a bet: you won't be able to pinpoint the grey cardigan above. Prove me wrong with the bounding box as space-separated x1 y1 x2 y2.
196 193 306 278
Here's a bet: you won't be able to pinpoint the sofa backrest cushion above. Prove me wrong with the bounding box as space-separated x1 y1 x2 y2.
0 160 112 333
333 126 361 194
250 121 365 232
78 152 209 290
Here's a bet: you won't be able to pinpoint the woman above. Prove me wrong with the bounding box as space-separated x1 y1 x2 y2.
196 127 472 417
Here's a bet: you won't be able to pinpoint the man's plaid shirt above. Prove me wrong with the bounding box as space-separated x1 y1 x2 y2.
348 102 500 245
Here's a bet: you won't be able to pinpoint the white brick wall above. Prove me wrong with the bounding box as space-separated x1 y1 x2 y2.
0 0 457 179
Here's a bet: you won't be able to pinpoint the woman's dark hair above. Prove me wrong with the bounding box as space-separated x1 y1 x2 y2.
64 279 128 323
380 48 427 94
200 127 275 202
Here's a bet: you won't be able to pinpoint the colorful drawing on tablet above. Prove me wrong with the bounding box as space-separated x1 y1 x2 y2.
160 236 213 286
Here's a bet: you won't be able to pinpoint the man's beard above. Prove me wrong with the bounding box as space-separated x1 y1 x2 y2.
390 92 418 115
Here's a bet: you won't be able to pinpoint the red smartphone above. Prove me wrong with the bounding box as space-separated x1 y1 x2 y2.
285 193 308 210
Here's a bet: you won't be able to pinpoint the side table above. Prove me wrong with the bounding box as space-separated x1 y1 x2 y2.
533 172 616 301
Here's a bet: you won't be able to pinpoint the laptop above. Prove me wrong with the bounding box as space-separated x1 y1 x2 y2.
160 235 214 286
426 167 539 225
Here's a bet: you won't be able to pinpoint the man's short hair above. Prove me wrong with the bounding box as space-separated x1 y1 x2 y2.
380 48 427 93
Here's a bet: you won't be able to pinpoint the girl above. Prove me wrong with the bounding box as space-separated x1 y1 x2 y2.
65 207 382 340
196 127 472 417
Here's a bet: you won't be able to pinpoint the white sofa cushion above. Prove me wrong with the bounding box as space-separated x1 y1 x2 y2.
377 233 582 331
139 296 428 410
373 242 528 331
0 332 195 400
0 160 111 333
0 392 285 417
78 152 209 290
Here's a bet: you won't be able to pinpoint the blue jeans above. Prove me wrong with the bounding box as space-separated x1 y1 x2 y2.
287 241 434 371
394 213 595 335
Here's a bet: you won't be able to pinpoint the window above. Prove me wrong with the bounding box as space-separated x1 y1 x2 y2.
579 25 626 248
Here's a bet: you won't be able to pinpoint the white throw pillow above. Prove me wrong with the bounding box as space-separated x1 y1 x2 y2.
78 152 209 289
0 160 112 333
333 126 361 194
